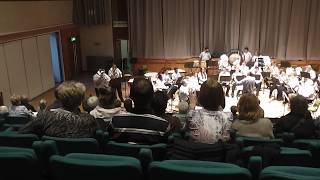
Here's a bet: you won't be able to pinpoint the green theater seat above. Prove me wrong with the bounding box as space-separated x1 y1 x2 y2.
149 160 251 180
260 166 320 180
50 153 143 180
0 146 42 180
0 131 39 148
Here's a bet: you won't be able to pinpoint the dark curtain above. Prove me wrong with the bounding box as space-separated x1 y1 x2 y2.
73 0 110 25
128 0 320 60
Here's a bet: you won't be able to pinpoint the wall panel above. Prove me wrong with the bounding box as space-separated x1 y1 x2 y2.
37 35 55 92
22 37 43 98
4 41 29 96
0 45 11 106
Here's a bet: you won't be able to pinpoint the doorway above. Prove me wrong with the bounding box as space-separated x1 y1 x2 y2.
49 33 63 84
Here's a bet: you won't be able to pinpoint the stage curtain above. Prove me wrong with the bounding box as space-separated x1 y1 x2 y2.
128 0 320 60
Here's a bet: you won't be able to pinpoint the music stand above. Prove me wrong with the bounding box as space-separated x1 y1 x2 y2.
236 75 245 81
219 76 232 82
254 75 261 81
301 72 311 79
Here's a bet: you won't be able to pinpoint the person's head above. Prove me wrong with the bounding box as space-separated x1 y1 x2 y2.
21 95 30 105
98 87 117 109
158 73 163 81
152 91 168 116
10 94 21 106
82 96 99 112
201 67 206 73
289 95 309 116
237 93 264 122
112 63 117 69
174 67 178 73
130 78 154 108
97 69 105 75
230 105 237 115
243 47 249 52
178 101 189 114
198 78 225 111
204 47 209 52
39 99 47 111
56 81 86 111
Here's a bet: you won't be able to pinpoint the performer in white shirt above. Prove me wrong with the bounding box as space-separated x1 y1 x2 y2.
199 47 211 65
93 69 111 96
108 64 124 102
197 67 208 85
240 62 250 75
171 68 181 82
219 54 229 70
242 47 253 68
153 73 168 91
305 65 316 80
251 68 263 96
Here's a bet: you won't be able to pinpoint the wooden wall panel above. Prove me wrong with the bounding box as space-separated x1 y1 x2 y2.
0 45 11 106
37 35 55 92
4 41 29 96
22 37 43 98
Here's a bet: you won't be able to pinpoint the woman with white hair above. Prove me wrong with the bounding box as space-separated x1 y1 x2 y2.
19 81 98 138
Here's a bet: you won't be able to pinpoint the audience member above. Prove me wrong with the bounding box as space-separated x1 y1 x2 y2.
275 95 316 138
19 81 98 138
232 93 274 139
186 78 232 144
39 99 47 111
110 78 169 144
123 98 133 113
21 95 36 112
230 105 238 121
152 91 181 133
46 88 62 110
173 101 189 128
9 94 33 117
82 96 99 113
90 87 124 125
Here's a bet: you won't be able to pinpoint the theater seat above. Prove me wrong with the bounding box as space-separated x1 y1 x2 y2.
50 153 143 180
260 166 320 180
236 136 284 147
0 146 42 180
149 160 251 180
0 131 39 148
41 136 100 155
103 140 167 161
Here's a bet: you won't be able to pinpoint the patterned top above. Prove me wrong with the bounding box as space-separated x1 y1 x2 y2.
187 109 232 144
19 109 98 138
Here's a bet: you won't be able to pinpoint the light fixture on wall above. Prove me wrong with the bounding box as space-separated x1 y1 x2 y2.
70 36 78 73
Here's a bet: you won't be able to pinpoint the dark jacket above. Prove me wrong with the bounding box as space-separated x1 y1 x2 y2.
275 112 316 139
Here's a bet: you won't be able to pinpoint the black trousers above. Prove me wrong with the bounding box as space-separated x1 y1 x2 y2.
110 79 124 101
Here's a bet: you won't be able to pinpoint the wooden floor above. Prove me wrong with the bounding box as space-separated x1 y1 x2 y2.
30 72 130 110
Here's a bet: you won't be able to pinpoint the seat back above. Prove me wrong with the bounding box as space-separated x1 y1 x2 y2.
0 146 41 180
236 136 283 147
50 153 143 180
42 136 100 155
149 160 251 180
260 166 320 180
0 132 39 148
5 115 30 124
103 140 167 161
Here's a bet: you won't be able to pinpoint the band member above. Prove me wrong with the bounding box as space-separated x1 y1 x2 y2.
305 65 316 80
242 47 253 68
108 64 124 102
236 72 256 95
240 62 250 75
219 54 229 70
269 70 287 101
251 67 263 96
231 67 244 97
153 73 168 91
199 47 211 65
218 68 231 96
298 76 316 101
160 68 172 85
93 69 110 96
197 67 208 85
171 67 181 82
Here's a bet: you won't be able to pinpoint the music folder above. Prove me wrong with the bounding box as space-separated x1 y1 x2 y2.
300 72 311 79
219 76 231 82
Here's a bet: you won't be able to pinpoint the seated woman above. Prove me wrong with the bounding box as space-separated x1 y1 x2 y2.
275 95 316 138
9 94 33 117
90 87 124 128
186 78 232 144
232 93 274 139
19 81 98 138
